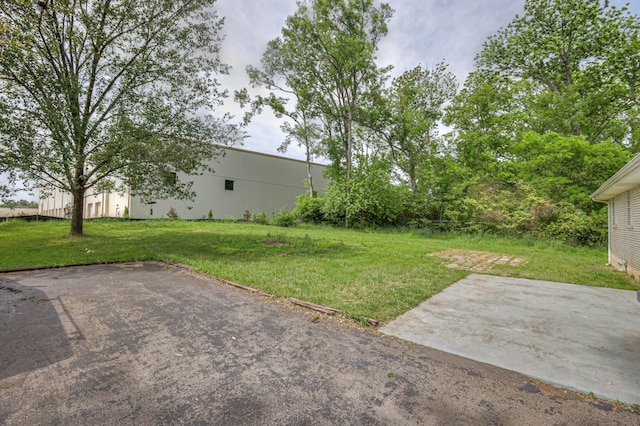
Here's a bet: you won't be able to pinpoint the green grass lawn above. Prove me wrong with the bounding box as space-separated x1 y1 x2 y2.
1 219 637 324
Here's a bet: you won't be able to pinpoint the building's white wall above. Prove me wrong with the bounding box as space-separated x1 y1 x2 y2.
39 187 73 218
130 147 328 219
40 187 128 218
39 146 328 220
609 187 640 281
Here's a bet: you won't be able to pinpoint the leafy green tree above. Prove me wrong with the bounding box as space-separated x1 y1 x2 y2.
444 71 523 177
510 132 633 212
0 0 239 235
379 63 457 197
322 155 406 226
268 0 394 226
240 35 324 197
475 0 640 143
0 199 38 208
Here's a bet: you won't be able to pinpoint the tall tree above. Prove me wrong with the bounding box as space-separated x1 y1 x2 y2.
444 71 523 176
269 0 394 226
380 63 457 196
474 0 640 143
240 36 324 197
0 0 239 235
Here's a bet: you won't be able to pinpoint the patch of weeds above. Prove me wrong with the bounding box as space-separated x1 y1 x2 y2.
387 372 394 378
252 212 269 225
293 234 316 251
272 210 298 227
261 233 289 246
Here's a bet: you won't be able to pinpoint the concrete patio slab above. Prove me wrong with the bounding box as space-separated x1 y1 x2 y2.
380 274 640 405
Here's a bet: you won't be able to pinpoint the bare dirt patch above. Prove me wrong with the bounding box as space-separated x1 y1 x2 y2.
430 249 525 272
260 236 289 246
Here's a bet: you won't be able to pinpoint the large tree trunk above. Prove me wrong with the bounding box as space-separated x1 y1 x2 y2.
306 160 315 198
304 135 315 198
344 110 353 228
70 187 85 236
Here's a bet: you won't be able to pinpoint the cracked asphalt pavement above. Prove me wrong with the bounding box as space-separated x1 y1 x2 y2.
0 262 638 425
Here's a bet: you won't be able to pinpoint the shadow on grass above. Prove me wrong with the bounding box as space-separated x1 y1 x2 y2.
102 230 355 263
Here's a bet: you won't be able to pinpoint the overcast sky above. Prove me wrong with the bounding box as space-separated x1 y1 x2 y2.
215 0 640 160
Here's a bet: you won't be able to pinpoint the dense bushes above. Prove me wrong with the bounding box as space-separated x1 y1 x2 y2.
320 157 408 227
272 210 298 227
294 177 609 246
438 180 608 245
288 131 627 246
296 195 325 224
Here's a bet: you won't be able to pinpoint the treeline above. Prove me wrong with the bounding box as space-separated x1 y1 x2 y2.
1 199 38 209
240 0 639 245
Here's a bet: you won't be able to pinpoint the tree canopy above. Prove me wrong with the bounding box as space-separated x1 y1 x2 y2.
0 0 240 235
474 0 640 144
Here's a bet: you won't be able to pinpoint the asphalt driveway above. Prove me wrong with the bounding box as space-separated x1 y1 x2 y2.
0 263 638 425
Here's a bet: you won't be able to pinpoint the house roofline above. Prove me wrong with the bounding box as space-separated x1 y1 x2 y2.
591 153 640 202
218 144 328 167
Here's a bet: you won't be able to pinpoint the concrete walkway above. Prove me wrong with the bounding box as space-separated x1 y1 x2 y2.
381 274 640 405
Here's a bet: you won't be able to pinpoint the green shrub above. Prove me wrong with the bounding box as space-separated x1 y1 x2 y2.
322 157 407 227
544 204 607 246
272 210 298 227
252 211 269 225
296 195 326 223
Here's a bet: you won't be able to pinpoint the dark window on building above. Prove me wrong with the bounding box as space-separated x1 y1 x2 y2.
225 179 234 191
163 171 177 186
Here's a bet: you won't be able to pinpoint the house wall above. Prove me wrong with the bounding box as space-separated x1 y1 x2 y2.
608 187 640 281
129 147 328 220
39 146 328 220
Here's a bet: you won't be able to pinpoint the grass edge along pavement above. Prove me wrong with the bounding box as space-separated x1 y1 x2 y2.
0 219 637 325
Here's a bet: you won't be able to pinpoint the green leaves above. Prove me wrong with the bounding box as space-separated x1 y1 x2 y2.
511 132 633 212
473 0 640 142
0 0 240 235
244 0 395 225
382 63 457 195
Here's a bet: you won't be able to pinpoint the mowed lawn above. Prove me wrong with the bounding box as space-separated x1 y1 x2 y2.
1 219 637 324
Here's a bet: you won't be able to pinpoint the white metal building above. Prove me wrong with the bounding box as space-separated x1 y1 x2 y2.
39 145 328 220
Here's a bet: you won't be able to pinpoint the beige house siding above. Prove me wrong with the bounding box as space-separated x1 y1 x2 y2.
608 188 640 280
592 154 640 284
